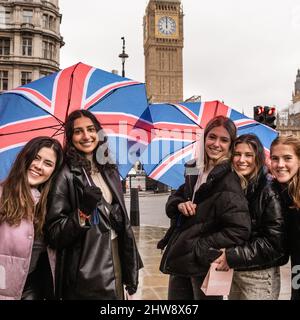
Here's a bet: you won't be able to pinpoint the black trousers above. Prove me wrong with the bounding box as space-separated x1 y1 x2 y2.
21 252 54 300
168 275 223 300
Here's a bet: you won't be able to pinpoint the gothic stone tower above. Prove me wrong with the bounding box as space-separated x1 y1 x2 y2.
143 0 183 103
292 69 300 103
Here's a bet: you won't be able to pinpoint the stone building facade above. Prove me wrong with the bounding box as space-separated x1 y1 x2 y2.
277 69 300 137
0 0 64 91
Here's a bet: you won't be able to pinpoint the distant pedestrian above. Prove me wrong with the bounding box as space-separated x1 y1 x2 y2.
160 115 250 300
270 135 300 300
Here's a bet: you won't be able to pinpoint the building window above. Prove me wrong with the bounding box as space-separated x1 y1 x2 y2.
43 14 56 30
22 9 33 24
22 37 32 56
40 71 52 78
0 71 8 91
0 38 10 55
42 39 55 60
21 71 32 85
0 8 11 26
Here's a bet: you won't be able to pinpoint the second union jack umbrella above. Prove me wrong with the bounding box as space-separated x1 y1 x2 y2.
0 62 148 180
137 100 278 189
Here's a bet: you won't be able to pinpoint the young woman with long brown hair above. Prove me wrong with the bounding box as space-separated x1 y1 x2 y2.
160 116 251 300
214 134 286 300
0 137 63 300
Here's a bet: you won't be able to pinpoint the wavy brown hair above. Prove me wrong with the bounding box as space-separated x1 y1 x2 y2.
204 115 237 169
232 134 266 190
0 137 63 236
271 135 300 209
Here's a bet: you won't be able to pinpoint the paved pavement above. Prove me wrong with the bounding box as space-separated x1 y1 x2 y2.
125 191 292 300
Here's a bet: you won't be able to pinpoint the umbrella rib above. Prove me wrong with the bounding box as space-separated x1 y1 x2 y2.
0 125 63 136
64 62 81 121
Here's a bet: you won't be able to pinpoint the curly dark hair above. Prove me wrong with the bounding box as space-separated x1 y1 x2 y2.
64 110 116 174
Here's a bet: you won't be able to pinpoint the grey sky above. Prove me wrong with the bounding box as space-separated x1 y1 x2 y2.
59 0 300 117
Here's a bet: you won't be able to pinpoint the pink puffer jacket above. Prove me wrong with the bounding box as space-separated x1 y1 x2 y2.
0 188 55 300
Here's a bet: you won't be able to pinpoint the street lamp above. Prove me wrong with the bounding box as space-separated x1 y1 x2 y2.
118 36 129 77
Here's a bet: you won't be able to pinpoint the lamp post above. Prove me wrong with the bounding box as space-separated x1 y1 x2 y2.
118 37 129 77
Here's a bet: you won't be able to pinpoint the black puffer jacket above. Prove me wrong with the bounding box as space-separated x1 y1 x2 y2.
160 160 251 277
278 185 300 300
45 164 143 300
225 168 287 271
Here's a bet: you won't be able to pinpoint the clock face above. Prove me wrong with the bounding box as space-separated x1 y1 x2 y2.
158 16 176 35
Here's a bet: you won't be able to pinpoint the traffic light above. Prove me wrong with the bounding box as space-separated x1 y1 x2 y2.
253 106 277 129
264 106 276 129
253 106 265 123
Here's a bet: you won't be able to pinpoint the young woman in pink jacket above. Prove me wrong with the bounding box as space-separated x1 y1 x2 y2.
0 137 63 300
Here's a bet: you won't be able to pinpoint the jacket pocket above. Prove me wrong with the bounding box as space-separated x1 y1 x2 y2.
0 264 5 289
0 255 28 299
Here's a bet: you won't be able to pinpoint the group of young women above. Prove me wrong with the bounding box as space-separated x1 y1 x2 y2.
0 110 299 300
161 115 300 300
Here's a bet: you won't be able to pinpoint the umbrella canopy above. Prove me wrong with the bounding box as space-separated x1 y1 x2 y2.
138 100 278 189
0 62 148 180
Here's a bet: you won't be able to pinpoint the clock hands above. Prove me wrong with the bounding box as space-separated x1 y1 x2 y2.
158 16 175 35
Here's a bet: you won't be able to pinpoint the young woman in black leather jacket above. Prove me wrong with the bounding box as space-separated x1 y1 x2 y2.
214 134 286 300
45 110 143 300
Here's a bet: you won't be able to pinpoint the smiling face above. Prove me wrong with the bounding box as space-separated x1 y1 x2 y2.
27 147 57 187
270 143 300 184
72 116 99 155
205 126 231 163
232 143 256 178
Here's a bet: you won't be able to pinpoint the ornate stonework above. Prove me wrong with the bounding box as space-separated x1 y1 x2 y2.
144 0 183 103
0 0 64 91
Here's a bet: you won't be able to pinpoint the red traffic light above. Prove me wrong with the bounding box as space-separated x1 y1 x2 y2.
255 106 264 115
264 106 276 129
253 106 265 123
267 107 276 115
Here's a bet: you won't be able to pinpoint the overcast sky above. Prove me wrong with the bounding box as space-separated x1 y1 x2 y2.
59 0 300 117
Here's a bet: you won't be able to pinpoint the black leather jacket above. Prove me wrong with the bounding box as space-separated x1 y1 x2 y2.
160 160 251 276
226 168 287 271
45 164 143 299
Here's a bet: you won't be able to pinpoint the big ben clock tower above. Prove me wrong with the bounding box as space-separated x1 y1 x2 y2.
144 0 184 103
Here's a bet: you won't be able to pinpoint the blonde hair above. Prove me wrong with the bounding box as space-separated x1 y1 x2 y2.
270 135 300 209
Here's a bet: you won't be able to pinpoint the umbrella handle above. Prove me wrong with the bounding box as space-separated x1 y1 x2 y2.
82 167 92 187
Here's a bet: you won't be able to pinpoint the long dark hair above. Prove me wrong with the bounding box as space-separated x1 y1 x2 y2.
232 134 265 189
0 137 63 235
64 109 115 174
271 135 300 209
204 115 237 168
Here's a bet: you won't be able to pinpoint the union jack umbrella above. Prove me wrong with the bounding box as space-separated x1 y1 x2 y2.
0 62 148 180
137 100 278 189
